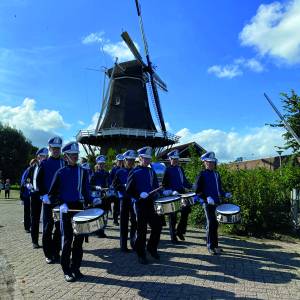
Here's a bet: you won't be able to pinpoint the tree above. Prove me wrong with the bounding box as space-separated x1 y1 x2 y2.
0 123 37 184
268 90 300 152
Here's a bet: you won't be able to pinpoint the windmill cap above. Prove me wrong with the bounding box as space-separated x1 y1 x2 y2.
201 151 217 162
123 150 137 160
96 155 106 163
137 146 152 159
48 136 62 147
62 142 80 154
167 149 180 159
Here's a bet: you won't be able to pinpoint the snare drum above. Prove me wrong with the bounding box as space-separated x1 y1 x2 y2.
216 203 241 224
72 208 105 235
180 192 196 207
52 206 60 222
154 196 181 215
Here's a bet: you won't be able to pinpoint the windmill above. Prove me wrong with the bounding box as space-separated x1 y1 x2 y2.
76 0 179 154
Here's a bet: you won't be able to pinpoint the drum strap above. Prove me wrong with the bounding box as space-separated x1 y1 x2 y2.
214 171 221 198
149 168 154 187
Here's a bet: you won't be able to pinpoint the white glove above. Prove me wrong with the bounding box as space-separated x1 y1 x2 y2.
60 203 68 214
95 186 102 191
140 192 149 199
172 190 179 196
163 189 172 196
207 196 215 205
93 197 102 206
41 194 50 204
225 192 232 199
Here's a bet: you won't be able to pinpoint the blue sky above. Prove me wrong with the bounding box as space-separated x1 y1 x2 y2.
1 0 299 161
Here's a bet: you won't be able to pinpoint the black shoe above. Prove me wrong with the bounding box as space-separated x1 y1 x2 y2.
72 270 84 280
97 232 107 238
147 249 160 260
113 221 119 226
208 248 217 255
53 255 61 263
64 274 75 282
177 233 185 241
138 256 148 265
25 229 31 233
45 257 54 264
121 248 131 253
32 243 40 249
171 237 179 244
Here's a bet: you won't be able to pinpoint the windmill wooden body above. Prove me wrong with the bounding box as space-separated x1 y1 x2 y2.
76 0 179 154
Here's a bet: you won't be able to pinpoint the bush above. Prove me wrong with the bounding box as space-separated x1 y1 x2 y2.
183 155 300 236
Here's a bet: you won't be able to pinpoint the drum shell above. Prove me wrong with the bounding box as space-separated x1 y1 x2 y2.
216 204 241 224
154 197 181 215
180 193 196 207
72 211 105 235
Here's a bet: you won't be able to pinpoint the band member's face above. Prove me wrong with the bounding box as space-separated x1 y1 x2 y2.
170 158 179 166
140 156 151 167
205 160 215 170
125 159 135 168
116 160 123 167
65 153 78 165
50 147 61 158
97 163 105 170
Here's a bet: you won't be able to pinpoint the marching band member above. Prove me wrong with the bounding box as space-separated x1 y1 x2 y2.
162 150 192 243
126 146 162 264
36 136 64 264
90 155 109 238
81 162 93 181
109 154 124 226
113 150 137 252
194 151 231 255
48 142 90 282
27 148 48 248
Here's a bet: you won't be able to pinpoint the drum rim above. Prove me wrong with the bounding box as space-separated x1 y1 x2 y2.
180 192 196 198
73 208 104 222
155 196 181 203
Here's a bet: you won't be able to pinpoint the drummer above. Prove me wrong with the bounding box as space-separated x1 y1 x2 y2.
109 154 124 226
90 155 110 238
162 149 192 243
126 146 162 264
36 136 64 264
48 141 91 282
194 151 231 255
112 150 137 252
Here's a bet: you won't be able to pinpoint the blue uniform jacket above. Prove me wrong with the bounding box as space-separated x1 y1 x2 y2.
36 156 65 196
109 166 121 186
20 167 31 199
48 165 91 207
126 166 159 201
90 170 110 189
113 167 132 197
194 169 225 204
162 165 192 193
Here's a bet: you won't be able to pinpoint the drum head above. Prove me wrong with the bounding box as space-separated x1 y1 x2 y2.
216 204 240 215
181 192 196 198
156 196 181 203
73 208 104 222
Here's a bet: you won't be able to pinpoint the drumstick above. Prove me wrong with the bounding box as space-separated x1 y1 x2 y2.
148 186 163 196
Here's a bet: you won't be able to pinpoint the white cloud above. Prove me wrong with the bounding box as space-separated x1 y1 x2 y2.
0 98 70 146
176 126 286 162
239 0 300 64
82 32 139 62
86 112 100 130
207 64 242 79
78 120 85 125
82 32 105 44
208 57 264 79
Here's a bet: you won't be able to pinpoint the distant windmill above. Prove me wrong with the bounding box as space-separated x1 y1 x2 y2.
77 0 179 154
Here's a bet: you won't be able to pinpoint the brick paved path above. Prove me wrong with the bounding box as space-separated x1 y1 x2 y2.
0 198 300 299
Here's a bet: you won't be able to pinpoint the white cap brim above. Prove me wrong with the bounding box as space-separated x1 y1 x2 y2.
49 144 62 148
139 154 152 159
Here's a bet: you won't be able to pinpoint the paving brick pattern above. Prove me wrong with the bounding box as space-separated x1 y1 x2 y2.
0 198 300 299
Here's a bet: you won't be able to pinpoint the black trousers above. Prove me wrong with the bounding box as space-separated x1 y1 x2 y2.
30 192 42 244
5 190 10 198
120 197 137 250
22 196 31 231
176 206 191 235
203 204 218 250
60 212 84 275
133 200 162 258
42 203 61 259
112 196 120 223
